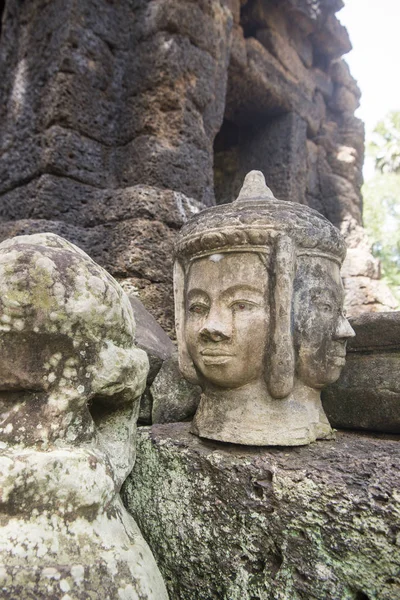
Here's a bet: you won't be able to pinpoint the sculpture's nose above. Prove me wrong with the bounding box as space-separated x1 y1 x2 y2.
333 314 355 341
199 307 232 341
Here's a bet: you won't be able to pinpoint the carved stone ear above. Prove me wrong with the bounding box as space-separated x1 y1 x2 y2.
174 260 200 385
268 235 296 398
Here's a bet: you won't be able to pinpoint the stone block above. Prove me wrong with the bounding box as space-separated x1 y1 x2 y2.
288 21 313 67
130 296 174 380
151 354 201 424
341 248 380 279
123 422 400 600
43 125 111 188
311 13 352 60
319 172 362 227
312 67 334 99
343 276 398 316
129 294 175 423
306 139 320 198
323 313 400 434
328 85 360 114
347 312 400 351
329 59 361 98
335 114 365 161
43 71 119 146
326 144 361 186
0 176 201 228
256 27 316 97
240 0 288 38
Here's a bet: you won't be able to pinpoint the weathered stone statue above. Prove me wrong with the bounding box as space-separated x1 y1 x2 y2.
174 171 355 445
0 233 168 598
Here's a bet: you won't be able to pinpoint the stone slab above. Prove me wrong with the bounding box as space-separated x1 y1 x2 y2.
322 313 400 434
150 353 201 424
123 423 400 600
347 312 400 352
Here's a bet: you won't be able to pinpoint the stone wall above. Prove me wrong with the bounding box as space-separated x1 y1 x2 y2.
0 0 396 334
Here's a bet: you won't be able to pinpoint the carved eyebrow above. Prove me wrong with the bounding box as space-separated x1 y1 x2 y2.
221 284 265 299
187 289 210 300
309 287 342 303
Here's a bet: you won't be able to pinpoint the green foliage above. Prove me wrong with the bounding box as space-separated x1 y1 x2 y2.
363 111 400 301
368 111 400 174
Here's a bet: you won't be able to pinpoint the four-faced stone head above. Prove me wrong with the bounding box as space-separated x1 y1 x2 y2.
174 171 355 445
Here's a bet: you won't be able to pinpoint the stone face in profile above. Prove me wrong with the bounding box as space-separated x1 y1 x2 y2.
174 171 355 446
294 256 354 389
0 233 168 599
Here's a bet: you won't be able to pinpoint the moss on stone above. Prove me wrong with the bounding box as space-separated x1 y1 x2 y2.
123 423 400 600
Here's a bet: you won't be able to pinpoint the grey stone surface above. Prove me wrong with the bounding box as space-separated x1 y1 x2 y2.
151 353 201 425
0 0 230 335
0 0 392 327
123 422 400 600
0 180 202 335
174 171 354 446
347 311 400 351
322 312 400 433
130 295 174 381
129 295 175 425
0 233 168 599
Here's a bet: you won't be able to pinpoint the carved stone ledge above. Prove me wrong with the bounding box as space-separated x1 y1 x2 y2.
123 422 400 600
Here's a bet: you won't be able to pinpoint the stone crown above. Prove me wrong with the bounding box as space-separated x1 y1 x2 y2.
175 171 346 263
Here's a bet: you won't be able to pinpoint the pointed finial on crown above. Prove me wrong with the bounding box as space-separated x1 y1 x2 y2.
235 170 275 203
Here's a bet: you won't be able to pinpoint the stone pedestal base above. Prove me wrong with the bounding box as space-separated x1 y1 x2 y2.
122 423 400 600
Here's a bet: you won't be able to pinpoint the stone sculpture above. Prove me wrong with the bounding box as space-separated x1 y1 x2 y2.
0 233 168 599
174 171 355 445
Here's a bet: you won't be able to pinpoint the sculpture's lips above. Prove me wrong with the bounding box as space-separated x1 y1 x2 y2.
331 352 346 366
200 349 234 356
332 343 347 359
200 349 234 365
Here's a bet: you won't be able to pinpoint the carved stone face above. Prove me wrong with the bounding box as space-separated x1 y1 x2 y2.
293 257 355 389
185 252 268 389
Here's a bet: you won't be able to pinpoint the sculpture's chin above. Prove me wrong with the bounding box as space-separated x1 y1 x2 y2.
296 356 347 389
300 369 343 389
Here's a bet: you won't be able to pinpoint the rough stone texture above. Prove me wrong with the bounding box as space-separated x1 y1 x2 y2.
0 0 222 335
0 178 201 335
130 295 174 382
0 0 394 325
341 225 398 314
0 233 168 599
322 312 400 433
150 353 201 424
129 295 175 425
123 422 400 600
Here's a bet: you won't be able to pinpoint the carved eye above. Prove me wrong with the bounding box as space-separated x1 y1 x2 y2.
189 304 208 315
232 301 252 312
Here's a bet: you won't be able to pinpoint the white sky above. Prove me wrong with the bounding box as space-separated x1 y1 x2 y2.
338 0 400 136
